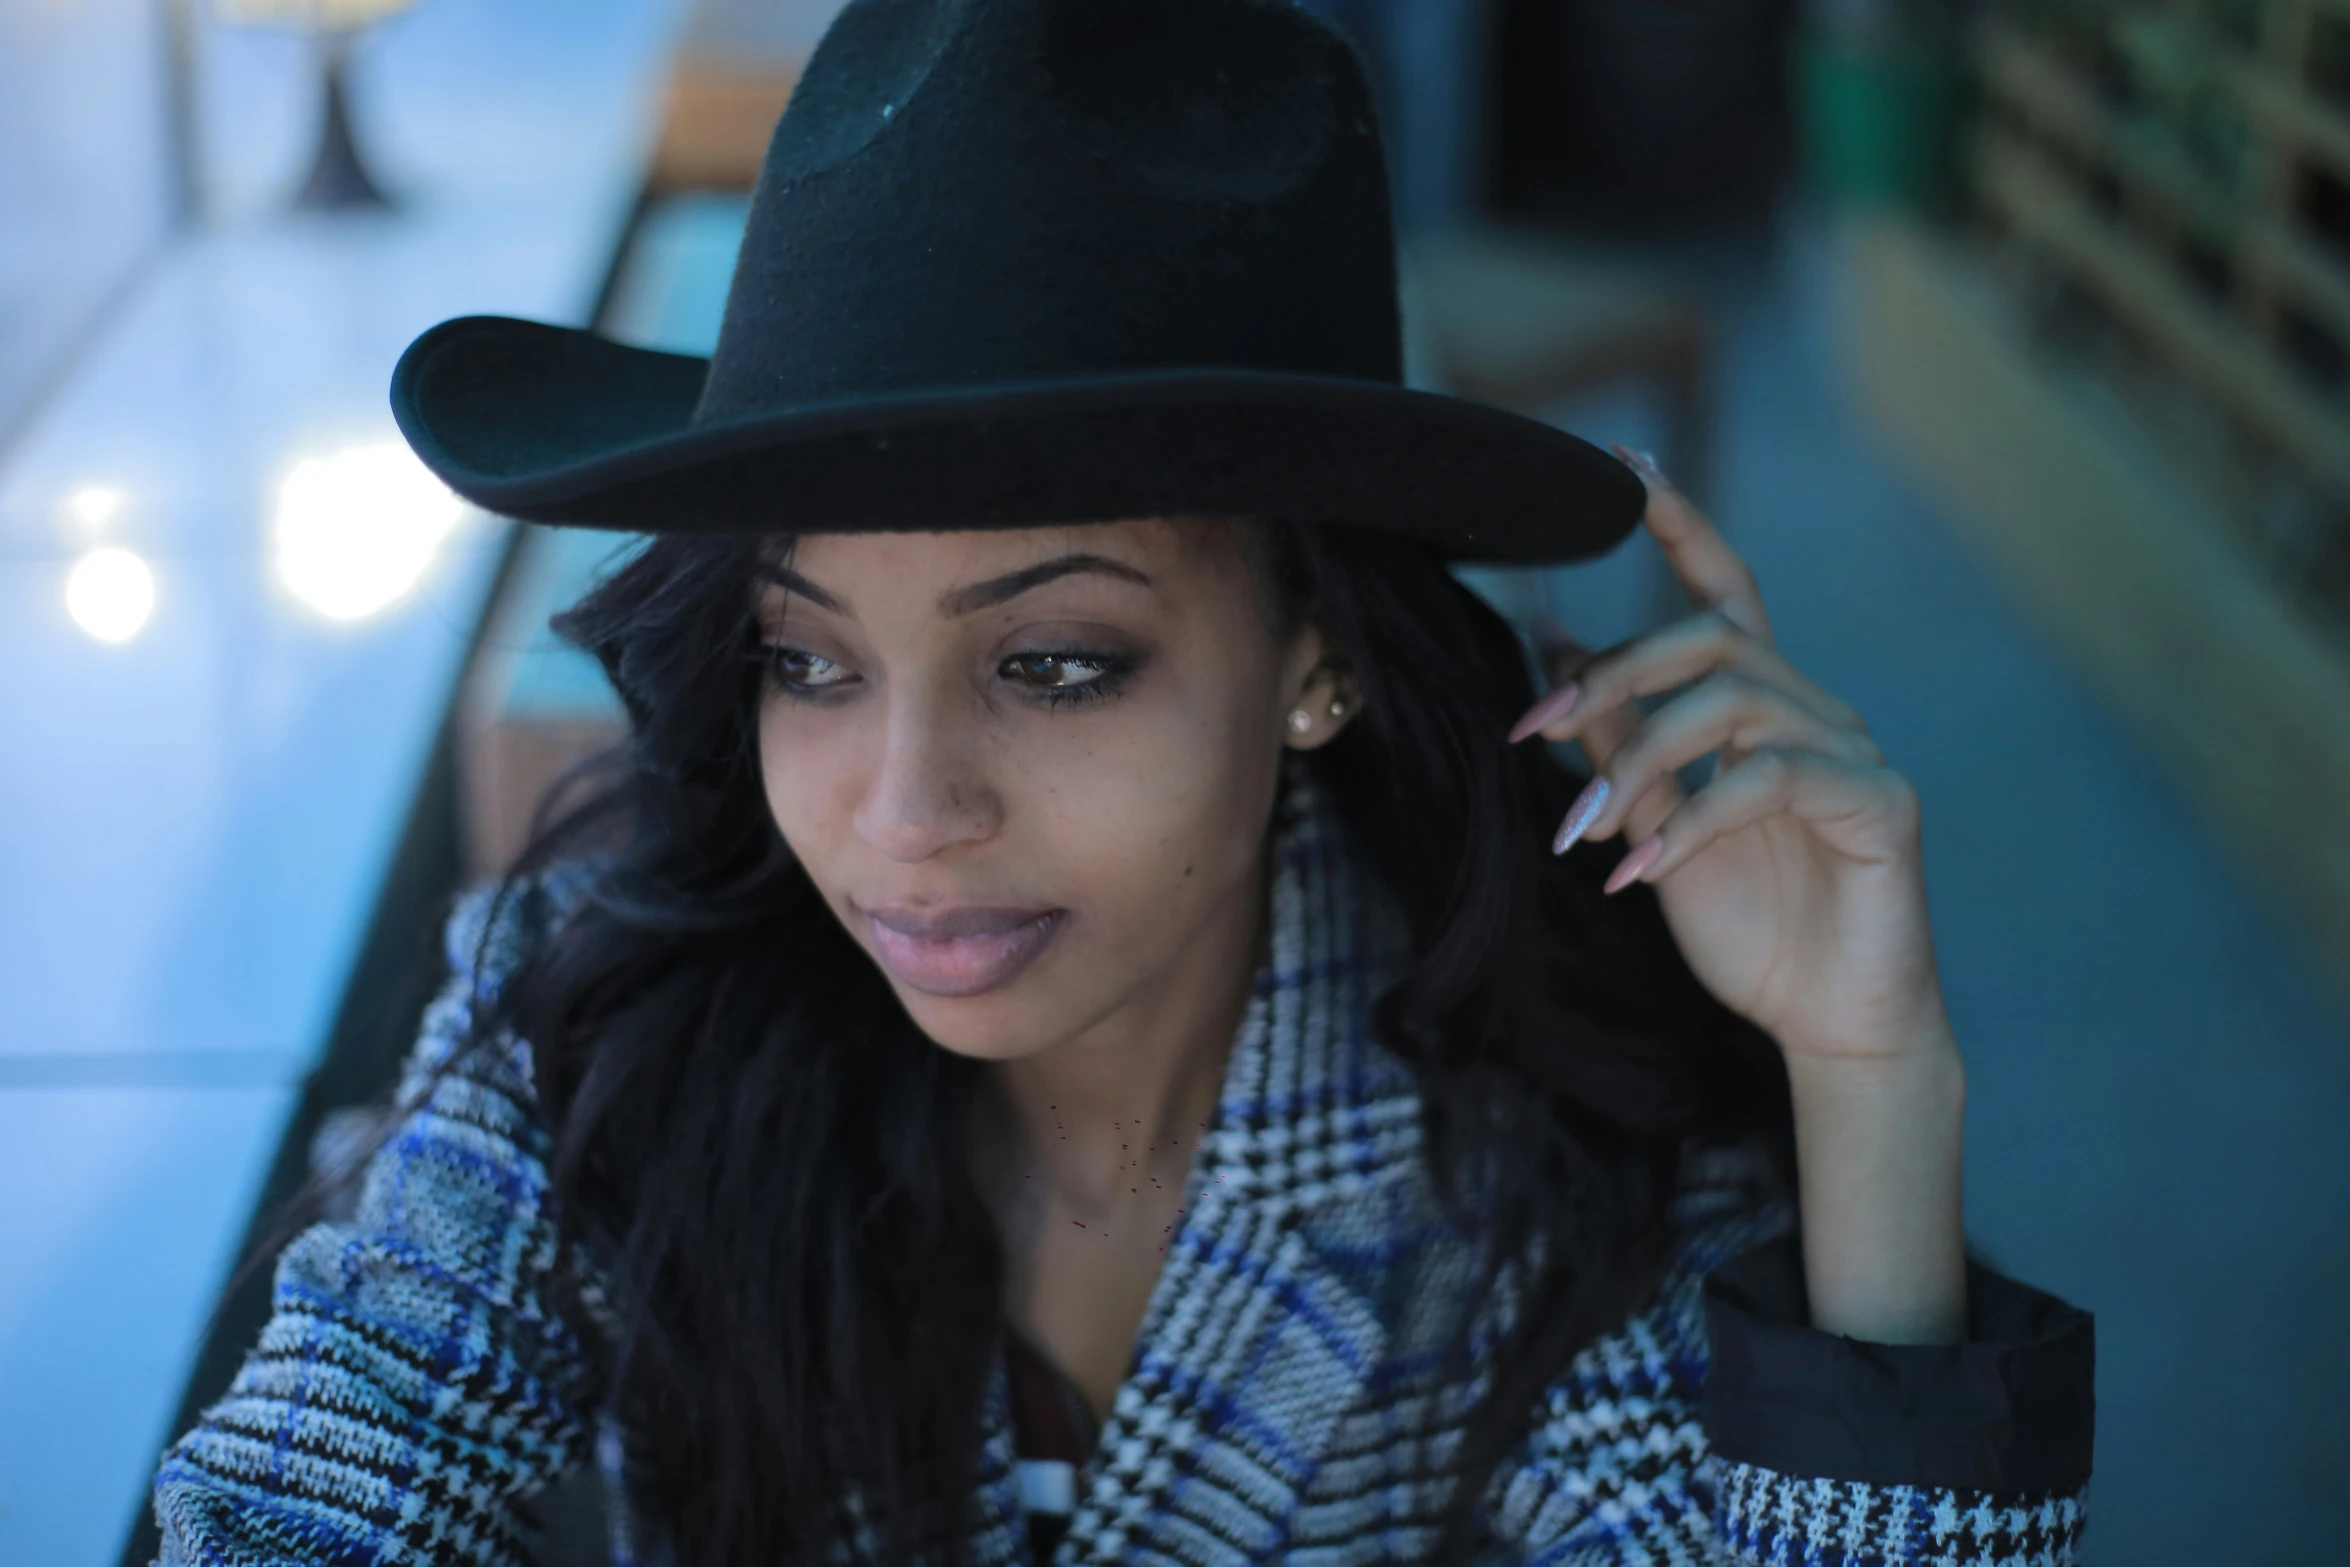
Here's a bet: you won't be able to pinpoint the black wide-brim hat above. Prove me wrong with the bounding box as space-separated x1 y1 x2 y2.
391 0 1647 565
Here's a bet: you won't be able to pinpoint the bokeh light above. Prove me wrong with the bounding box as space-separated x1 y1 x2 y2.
64 547 158 644
270 442 467 622
63 484 129 537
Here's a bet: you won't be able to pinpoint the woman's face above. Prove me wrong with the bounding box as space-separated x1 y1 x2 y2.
755 516 1338 1061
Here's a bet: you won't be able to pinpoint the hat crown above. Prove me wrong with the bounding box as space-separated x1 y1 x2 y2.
693 0 1403 424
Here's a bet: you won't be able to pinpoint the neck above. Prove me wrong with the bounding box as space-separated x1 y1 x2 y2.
975 852 1269 1216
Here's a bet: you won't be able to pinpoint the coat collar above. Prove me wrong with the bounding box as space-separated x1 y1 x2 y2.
932 773 1431 1564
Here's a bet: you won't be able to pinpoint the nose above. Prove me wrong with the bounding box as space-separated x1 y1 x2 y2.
850 685 1001 864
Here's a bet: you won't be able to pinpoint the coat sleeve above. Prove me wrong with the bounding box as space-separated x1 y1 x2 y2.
151 885 607 1567
1483 1146 2095 1566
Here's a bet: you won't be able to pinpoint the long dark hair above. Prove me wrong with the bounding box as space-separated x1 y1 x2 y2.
464 516 1793 1567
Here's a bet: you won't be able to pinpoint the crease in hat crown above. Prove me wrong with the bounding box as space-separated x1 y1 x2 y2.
689 0 1401 425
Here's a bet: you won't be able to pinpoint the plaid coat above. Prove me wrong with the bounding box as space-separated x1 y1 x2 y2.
153 781 2095 1566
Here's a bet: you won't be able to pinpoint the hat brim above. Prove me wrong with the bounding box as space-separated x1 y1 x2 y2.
391 315 1648 565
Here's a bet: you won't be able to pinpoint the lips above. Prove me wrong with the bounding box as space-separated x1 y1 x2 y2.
859 902 1068 998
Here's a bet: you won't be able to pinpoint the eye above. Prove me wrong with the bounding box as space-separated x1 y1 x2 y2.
999 650 1138 706
1002 652 1110 688
763 644 858 697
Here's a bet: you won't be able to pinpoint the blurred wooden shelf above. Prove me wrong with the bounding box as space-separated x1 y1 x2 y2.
1972 12 2350 503
652 54 800 193
1978 20 2350 355
1834 215 2350 1004
1973 123 2350 499
2220 45 2350 185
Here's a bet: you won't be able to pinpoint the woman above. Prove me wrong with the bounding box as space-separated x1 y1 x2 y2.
152 1 2093 1563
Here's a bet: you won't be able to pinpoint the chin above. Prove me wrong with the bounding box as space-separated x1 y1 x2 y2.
888 984 1083 1063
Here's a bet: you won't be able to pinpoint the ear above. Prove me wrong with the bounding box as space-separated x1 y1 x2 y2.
1276 621 1360 752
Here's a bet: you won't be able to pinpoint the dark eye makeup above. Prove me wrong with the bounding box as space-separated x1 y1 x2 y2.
762 646 856 693
756 643 1143 709
996 649 1140 707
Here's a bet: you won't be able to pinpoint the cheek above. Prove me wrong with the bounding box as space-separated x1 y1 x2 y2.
1015 675 1284 922
754 671 1283 919
758 701 853 857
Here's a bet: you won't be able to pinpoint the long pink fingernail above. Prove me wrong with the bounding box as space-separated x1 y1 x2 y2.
1552 776 1608 854
1509 681 1580 744
1604 835 1664 893
1611 443 1668 487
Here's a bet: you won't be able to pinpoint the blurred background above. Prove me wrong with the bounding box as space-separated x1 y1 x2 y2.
3 0 2348 1561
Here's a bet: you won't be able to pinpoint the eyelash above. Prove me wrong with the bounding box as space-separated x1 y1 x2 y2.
758 645 1139 709
1002 650 1139 707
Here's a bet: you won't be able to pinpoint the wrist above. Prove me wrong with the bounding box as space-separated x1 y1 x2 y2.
1783 1026 1969 1345
1783 1025 1967 1114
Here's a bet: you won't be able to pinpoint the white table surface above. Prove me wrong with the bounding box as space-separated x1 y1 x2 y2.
0 0 683 1559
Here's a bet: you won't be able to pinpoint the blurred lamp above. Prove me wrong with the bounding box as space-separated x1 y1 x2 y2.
271 442 467 622
66 549 159 645
63 484 129 538
215 0 418 211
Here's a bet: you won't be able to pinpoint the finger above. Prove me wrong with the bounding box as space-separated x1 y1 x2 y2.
1547 695 1684 857
1536 612 1611 688
1522 616 1642 762
1511 615 1594 741
1526 615 1689 843
1567 670 1885 850
1518 608 1867 746
1604 748 1923 894
1613 446 1774 648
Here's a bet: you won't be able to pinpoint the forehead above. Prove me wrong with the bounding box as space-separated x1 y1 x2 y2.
776 515 1245 588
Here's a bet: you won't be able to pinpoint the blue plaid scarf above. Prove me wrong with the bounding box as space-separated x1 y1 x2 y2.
154 771 2091 1566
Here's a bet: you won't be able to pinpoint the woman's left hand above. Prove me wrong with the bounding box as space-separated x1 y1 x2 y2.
1510 448 1951 1072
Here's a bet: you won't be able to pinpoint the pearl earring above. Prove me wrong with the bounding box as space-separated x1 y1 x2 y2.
1287 708 1314 736
1328 697 1347 719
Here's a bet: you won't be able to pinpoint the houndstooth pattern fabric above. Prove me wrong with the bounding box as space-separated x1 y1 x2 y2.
1712 1469 2087 1567
153 778 2090 1566
151 877 602 1567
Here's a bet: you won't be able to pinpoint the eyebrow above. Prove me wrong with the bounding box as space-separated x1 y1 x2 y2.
757 552 1155 620
939 552 1155 616
757 562 846 615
